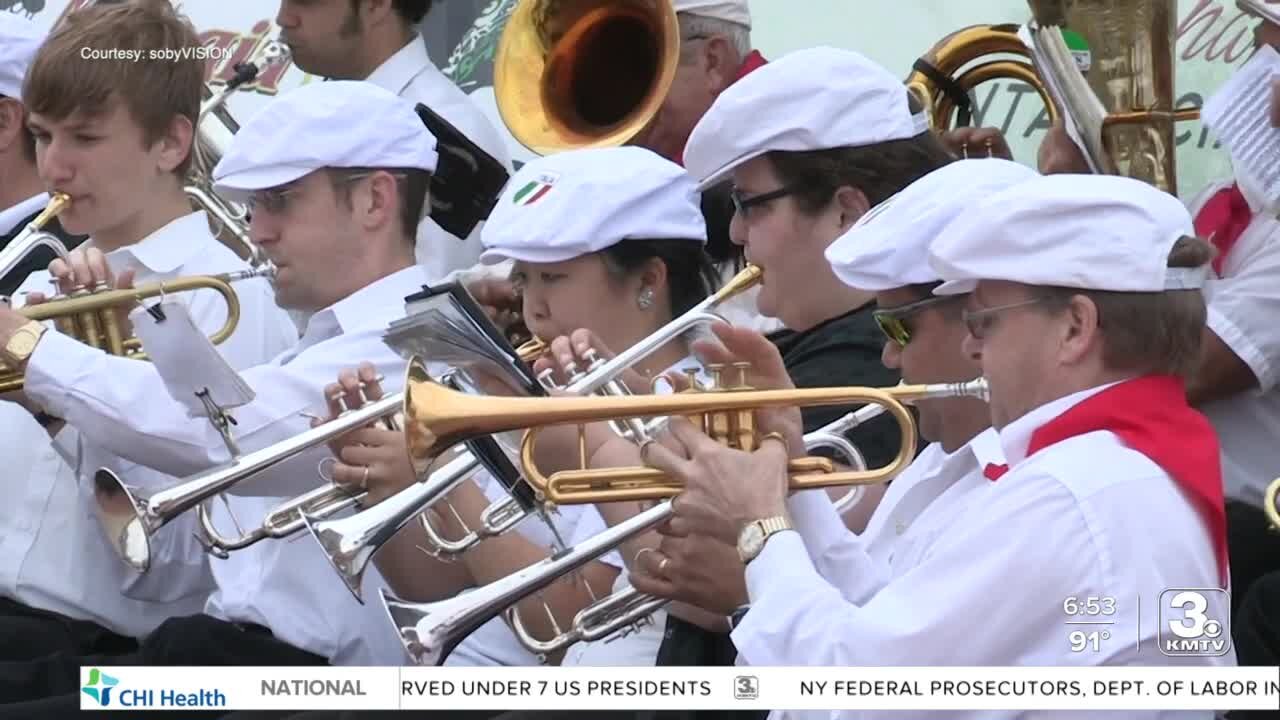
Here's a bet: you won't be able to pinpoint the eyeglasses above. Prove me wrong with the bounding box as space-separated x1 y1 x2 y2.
730 185 798 217
960 297 1048 340
872 295 957 346
247 171 380 216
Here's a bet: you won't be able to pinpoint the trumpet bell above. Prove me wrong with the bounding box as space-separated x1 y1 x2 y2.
92 469 155 573
494 0 681 154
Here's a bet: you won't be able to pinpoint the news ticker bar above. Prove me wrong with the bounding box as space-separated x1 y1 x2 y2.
78 666 1280 712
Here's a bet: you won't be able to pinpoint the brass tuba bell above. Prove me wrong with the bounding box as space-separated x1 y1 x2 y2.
493 0 681 155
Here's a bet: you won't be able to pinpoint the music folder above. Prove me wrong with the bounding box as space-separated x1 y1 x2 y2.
414 103 511 241
383 283 543 510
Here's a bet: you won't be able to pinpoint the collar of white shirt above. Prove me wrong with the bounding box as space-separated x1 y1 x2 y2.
0 192 50 237
88 211 218 274
948 426 1006 475
366 36 430 95
297 264 426 348
998 380 1124 467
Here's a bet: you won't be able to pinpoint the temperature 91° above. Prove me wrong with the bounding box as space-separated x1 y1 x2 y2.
1069 629 1111 653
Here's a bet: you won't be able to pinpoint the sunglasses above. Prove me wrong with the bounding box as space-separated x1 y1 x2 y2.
872 295 958 346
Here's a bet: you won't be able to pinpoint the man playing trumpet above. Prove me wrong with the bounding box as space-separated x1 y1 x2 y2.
0 79 440 713
0 0 294 672
631 174 1232 720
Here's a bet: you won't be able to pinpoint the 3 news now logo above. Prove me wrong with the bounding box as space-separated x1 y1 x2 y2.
735 676 759 700
1159 588 1232 657
81 668 120 707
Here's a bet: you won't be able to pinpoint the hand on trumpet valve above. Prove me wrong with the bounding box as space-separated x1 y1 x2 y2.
533 329 645 391
690 323 805 457
937 126 1012 161
21 247 139 336
315 364 414 506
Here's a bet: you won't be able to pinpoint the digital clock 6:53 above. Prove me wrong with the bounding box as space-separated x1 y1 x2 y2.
1063 596 1117 616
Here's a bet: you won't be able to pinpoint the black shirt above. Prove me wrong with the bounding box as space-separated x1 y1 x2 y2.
0 209 87 297
650 303 909 720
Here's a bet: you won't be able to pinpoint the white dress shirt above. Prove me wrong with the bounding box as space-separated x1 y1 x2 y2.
22 265 431 664
0 211 297 638
784 429 1005 609
735 384 1231 720
366 37 514 283
0 192 47 237
1188 176 1280 508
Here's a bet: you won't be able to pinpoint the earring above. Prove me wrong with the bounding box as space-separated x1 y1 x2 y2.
637 287 655 310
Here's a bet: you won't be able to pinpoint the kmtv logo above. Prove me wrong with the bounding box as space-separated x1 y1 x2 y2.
1160 588 1231 656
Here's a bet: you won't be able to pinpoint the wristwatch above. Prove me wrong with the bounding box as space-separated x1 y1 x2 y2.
2 320 46 367
736 515 792 565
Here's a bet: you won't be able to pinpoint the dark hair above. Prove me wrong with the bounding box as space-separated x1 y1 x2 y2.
24 0 202 177
327 167 431 243
1038 236 1212 380
349 0 433 25
599 238 720 317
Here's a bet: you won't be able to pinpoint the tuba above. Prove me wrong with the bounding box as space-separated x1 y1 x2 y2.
909 0 1198 195
493 0 680 154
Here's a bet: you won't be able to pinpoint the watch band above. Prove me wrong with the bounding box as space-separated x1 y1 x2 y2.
757 516 791 535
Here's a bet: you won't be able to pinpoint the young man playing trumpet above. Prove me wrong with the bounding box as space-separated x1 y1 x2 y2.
0 79 441 713
634 175 1232 720
0 0 294 670
0 14 84 296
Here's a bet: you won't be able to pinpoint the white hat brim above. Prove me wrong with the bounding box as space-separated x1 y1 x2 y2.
933 279 978 296
212 165 315 203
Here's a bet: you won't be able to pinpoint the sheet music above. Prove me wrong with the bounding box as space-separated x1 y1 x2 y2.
1203 44 1280 212
1020 22 1106 175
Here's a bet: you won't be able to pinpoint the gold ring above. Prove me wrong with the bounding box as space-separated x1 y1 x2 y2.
360 465 371 489
658 557 670 575
760 431 789 453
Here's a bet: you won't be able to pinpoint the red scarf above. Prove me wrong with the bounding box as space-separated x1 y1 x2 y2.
676 51 768 167
1193 183 1252 276
1016 376 1227 587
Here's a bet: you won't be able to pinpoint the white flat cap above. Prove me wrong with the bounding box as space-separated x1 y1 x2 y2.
213 80 438 201
480 146 706 265
0 14 43 100
1239 0 1280 26
929 174 1207 296
683 46 929 189
673 0 751 28
825 159 1040 292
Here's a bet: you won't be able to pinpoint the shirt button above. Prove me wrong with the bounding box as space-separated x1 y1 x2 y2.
895 520 906 536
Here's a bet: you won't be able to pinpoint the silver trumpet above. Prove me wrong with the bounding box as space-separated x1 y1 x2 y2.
499 402 888 657
303 451 483 603
94 391 402 573
383 501 675 665
0 193 72 285
302 267 765 590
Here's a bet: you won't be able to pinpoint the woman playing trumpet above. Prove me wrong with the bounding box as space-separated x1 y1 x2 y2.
319 146 721 666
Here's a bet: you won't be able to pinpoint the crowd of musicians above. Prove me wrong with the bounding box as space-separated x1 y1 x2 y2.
0 0 1277 718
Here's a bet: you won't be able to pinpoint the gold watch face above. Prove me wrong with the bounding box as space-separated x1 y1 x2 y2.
7 329 38 358
738 522 765 561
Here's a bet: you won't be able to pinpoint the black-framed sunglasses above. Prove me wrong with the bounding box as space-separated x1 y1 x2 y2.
872 295 958 346
729 185 799 216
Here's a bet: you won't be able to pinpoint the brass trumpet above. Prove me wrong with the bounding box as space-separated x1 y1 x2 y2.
0 267 273 394
403 357 989 501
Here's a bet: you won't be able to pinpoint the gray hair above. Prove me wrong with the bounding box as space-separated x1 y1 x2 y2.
676 12 751 63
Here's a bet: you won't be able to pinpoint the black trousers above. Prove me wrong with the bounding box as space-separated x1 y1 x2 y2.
1226 500 1280 618
0 613 325 719
0 596 136 662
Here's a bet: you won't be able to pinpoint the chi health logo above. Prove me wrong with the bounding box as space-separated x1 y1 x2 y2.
512 173 559 206
82 668 120 706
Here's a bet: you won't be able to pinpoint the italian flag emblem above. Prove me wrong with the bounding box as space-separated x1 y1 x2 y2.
512 173 559 206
